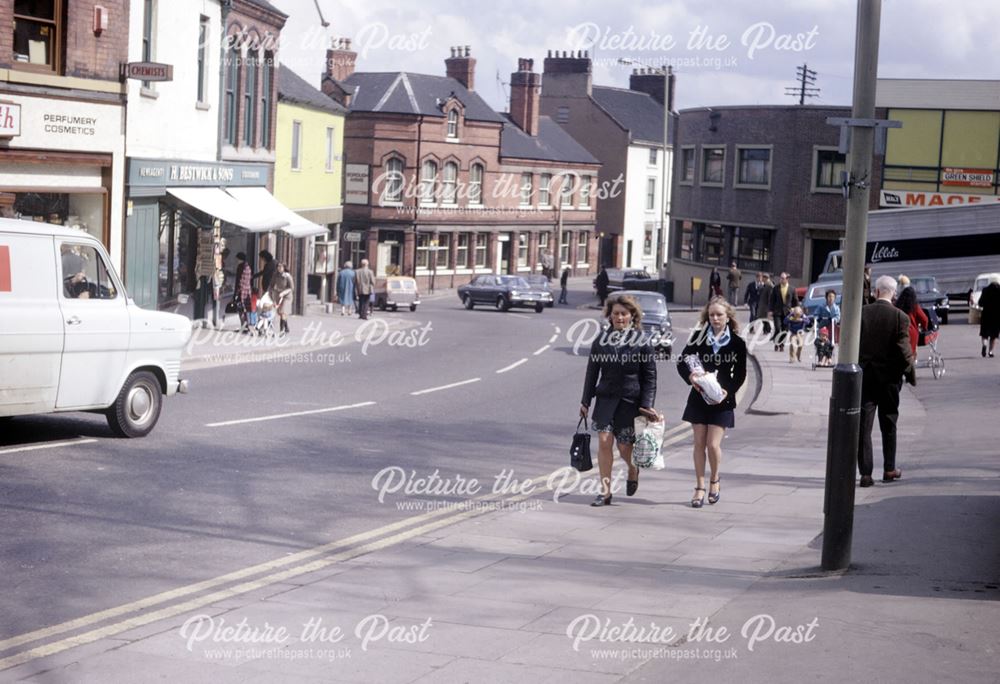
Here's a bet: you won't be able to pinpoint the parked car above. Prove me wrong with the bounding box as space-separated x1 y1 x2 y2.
0 218 191 437
907 276 949 324
969 272 1000 325
801 281 843 319
606 290 673 356
523 274 554 307
594 268 656 294
457 274 552 313
375 276 420 312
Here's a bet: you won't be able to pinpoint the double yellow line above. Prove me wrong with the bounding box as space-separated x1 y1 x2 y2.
0 424 692 671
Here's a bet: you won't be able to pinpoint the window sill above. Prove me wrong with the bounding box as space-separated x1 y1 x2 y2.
196 101 211 111
734 183 771 191
701 182 725 188
812 187 842 195
445 137 461 143
140 86 159 99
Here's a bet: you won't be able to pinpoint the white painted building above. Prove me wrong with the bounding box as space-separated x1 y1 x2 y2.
623 144 671 272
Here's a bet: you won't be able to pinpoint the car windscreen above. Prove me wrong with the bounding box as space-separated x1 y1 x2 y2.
632 295 666 313
909 278 934 294
809 283 842 299
500 276 530 288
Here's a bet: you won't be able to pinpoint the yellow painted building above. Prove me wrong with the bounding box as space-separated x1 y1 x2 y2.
275 64 346 301
876 79 1000 207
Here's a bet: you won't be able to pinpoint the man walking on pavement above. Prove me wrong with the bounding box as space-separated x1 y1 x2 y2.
770 272 797 351
354 259 375 320
858 275 916 487
727 261 742 304
559 267 570 304
744 271 762 321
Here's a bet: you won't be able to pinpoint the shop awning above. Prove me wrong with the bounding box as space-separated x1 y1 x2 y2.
225 187 329 238
166 187 285 232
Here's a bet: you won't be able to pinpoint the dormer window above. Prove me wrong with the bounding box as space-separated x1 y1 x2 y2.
447 109 459 138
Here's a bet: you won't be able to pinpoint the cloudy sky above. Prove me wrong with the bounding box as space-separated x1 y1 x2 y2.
271 0 1000 112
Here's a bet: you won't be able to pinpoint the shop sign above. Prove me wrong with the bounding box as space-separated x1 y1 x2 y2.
345 164 370 204
344 231 364 242
0 102 21 138
941 167 995 188
124 62 174 82
128 159 271 188
879 189 1000 208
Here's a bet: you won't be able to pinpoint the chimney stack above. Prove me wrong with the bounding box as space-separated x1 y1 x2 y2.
445 45 476 91
325 37 357 83
629 65 674 107
540 49 592 98
509 57 541 137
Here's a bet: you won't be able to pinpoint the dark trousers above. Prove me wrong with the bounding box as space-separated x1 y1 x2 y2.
559 286 568 304
858 378 901 476
772 311 786 345
357 293 370 319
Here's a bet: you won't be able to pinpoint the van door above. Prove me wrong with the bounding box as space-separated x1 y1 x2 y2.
0 233 64 414
55 241 130 409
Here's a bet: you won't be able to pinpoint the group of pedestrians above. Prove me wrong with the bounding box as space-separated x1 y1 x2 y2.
231 250 294 336
335 259 377 319
579 294 747 508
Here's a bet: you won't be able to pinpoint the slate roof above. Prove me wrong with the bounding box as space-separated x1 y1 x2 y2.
278 64 346 115
499 115 600 165
591 86 670 146
341 72 505 123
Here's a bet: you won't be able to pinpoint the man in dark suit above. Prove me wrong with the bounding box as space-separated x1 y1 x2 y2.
744 271 762 320
858 275 916 487
757 273 774 335
770 272 798 351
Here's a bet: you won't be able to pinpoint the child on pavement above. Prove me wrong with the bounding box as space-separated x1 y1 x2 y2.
785 306 809 363
815 327 834 367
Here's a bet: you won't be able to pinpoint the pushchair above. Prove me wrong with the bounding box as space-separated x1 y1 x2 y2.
810 318 838 370
915 319 945 379
254 292 276 337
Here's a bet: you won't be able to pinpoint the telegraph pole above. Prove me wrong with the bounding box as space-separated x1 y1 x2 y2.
821 0 892 571
785 63 819 105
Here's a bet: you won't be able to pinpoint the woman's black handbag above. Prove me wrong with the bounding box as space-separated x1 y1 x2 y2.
225 297 239 314
570 417 593 472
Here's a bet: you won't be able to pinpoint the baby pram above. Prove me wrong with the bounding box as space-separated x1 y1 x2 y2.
810 318 838 370
254 292 276 337
915 320 945 379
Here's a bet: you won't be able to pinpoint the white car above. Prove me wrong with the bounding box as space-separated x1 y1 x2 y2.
969 272 1000 325
0 219 191 437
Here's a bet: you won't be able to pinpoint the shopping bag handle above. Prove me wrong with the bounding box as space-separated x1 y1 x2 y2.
576 416 589 433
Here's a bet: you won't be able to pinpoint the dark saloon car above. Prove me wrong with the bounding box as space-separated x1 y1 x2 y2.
595 268 656 294
524 274 555 307
908 276 949 324
458 274 552 313
607 290 674 356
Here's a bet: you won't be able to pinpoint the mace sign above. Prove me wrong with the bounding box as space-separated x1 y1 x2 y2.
0 102 21 137
124 62 174 82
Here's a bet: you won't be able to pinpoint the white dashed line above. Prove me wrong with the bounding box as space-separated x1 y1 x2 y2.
548 334 559 344
533 345 551 356
206 402 376 427
0 438 98 455
411 378 481 396
496 359 529 374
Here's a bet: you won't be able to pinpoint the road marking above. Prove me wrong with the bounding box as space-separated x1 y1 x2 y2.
205 402 376 427
509 313 531 320
554 326 561 335
496 358 528 374
533 344 550 356
0 441 710 671
548 333 559 344
410 378 481 396
0 438 98 455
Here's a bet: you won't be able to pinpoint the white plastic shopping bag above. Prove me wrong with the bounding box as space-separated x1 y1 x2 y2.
632 413 665 470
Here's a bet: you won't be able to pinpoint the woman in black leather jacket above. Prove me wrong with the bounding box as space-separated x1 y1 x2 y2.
580 295 659 506
677 297 747 508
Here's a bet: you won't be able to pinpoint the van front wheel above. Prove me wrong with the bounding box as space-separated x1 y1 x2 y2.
106 371 162 438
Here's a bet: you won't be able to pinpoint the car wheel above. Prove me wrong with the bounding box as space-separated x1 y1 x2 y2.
378 298 387 311
106 370 162 438
409 304 417 312
391 304 398 312
495 296 508 312
463 294 474 310
939 311 948 325
535 303 544 313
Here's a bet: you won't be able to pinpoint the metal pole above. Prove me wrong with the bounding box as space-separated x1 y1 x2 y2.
821 0 882 572
658 66 671 271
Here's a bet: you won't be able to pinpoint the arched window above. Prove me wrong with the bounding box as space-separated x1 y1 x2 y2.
447 109 459 138
469 163 484 205
442 162 458 204
421 160 438 203
384 158 404 203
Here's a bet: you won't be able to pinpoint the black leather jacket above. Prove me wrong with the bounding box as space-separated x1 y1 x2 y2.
676 326 748 411
581 329 657 409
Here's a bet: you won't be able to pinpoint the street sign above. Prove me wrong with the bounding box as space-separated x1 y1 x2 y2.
124 62 174 82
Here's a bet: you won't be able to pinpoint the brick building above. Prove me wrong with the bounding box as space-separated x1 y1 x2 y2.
0 0 129 268
322 43 600 288
669 105 851 303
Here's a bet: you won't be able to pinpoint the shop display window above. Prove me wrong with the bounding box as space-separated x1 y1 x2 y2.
12 192 103 243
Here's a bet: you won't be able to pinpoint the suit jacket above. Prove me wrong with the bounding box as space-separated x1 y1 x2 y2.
757 283 774 316
581 330 657 409
354 267 376 295
860 299 914 384
770 282 798 317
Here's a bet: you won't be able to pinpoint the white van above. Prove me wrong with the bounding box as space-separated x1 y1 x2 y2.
0 218 191 437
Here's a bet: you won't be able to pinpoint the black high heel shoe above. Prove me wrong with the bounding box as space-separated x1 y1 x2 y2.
591 494 612 507
708 478 721 504
627 467 639 496
691 487 706 508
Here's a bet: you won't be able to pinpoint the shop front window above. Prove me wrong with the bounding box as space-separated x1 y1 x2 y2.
13 192 103 243
676 220 694 260
699 223 724 264
731 226 771 272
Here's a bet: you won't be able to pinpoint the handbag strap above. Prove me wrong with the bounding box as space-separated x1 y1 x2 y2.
576 415 589 433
